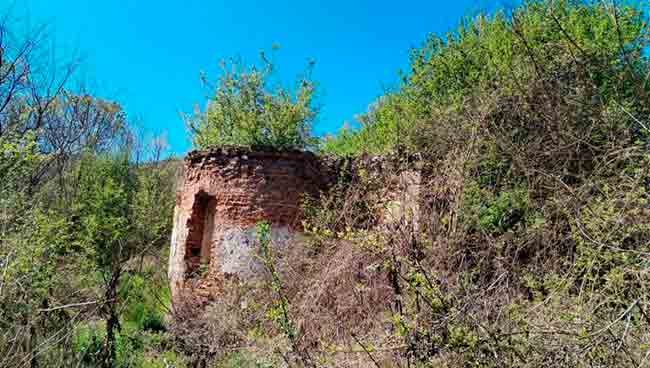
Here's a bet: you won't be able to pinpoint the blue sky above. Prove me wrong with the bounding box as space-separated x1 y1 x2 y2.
12 0 500 155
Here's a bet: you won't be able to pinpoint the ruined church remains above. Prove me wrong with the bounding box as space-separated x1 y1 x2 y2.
168 146 421 307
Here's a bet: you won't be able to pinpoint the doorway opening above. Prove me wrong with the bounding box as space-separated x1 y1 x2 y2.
184 191 216 277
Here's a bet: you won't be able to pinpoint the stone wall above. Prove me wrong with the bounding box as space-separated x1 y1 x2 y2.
168 146 333 305
168 146 425 309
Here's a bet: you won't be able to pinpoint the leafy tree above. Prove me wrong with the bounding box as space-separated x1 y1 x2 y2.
74 153 135 367
186 51 319 149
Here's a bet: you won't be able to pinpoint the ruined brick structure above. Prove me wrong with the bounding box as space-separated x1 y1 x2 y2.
168 146 423 307
168 146 332 304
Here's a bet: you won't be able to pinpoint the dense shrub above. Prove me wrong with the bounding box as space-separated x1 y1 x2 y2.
187 51 319 150
307 0 650 366
322 0 649 157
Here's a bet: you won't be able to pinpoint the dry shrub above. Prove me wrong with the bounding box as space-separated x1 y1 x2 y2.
291 240 395 347
170 280 273 366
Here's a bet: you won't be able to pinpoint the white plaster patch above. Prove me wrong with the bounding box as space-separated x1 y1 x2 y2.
218 225 292 279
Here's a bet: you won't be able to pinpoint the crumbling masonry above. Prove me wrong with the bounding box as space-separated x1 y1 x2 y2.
168 146 333 304
168 146 422 307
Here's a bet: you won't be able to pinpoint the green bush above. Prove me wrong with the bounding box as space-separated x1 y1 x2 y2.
120 272 170 333
461 182 530 234
187 51 319 149
141 310 166 333
73 323 105 366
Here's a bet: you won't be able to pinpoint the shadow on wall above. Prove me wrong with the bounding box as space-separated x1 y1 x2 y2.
184 191 216 278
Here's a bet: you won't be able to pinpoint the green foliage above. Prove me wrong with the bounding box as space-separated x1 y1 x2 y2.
0 131 43 228
571 172 650 291
256 222 296 341
0 10 179 366
68 259 177 368
0 149 178 366
405 0 645 107
321 0 649 156
74 152 136 269
73 323 105 366
319 95 410 155
461 182 530 234
307 2 650 366
121 273 169 333
188 52 319 149
319 127 361 157
131 159 178 254
73 323 187 368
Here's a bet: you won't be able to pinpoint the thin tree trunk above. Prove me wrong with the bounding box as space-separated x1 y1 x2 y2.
103 268 121 368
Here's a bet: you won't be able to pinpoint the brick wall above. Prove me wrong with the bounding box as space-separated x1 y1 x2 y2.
168 146 333 305
168 146 424 309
